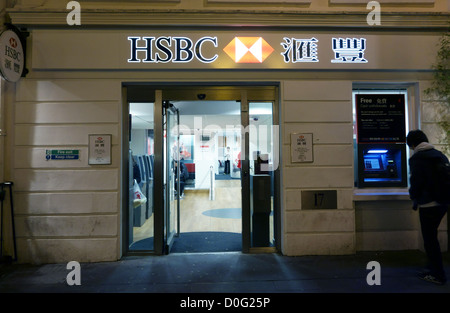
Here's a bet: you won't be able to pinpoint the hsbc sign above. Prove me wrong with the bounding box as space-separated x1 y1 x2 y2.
0 29 25 82
128 36 275 64
128 36 219 63
128 34 369 66
30 31 439 71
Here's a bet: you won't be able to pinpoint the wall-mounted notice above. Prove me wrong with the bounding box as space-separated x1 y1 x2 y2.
355 94 406 143
46 149 80 160
291 133 313 163
89 134 111 165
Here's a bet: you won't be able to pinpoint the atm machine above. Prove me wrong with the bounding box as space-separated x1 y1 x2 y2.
354 93 408 188
357 143 407 187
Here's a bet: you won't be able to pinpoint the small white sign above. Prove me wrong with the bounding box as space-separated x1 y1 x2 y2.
291 133 313 163
89 134 111 165
0 30 25 82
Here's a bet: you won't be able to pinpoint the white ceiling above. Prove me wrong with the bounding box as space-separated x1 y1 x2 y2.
130 101 272 130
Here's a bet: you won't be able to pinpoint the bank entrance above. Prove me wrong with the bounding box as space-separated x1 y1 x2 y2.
123 85 280 255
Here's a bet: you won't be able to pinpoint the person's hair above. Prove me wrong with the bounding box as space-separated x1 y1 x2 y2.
406 129 429 148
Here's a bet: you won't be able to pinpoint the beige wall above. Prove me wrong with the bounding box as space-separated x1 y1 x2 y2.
13 79 122 263
282 80 355 255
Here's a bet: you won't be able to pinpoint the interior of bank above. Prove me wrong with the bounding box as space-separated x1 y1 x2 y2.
127 99 275 253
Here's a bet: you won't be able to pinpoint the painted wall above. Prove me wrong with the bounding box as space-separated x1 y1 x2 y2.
12 79 122 263
282 80 356 255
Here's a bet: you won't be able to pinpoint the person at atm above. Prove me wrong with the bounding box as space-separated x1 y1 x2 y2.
407 129 449 285
133 158 141 184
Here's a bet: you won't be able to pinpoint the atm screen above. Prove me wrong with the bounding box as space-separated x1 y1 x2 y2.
364 156 383 171
358 144 407 187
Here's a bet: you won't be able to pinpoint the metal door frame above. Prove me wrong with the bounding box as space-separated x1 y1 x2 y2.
163 100 181 254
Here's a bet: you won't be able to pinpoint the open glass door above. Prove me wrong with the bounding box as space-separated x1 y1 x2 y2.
241 93 277 252
164 101 180 253
126 85 279 255
248 101 276 249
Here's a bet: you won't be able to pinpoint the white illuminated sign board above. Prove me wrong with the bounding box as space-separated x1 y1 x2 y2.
0 30 25 82
127 35 368 66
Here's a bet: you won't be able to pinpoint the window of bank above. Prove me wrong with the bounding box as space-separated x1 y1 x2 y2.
352 89 410 188
128 102 155 251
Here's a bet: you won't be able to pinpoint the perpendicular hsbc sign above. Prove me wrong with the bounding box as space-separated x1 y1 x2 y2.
0 29 25 82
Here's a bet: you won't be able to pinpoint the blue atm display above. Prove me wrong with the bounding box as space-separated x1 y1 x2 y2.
358 144 407 187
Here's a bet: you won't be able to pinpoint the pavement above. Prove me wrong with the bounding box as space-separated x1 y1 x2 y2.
0 250 449 295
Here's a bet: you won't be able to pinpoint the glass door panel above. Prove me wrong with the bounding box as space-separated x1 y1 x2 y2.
248 102 275 248
165 102 180 252
128 102 155 252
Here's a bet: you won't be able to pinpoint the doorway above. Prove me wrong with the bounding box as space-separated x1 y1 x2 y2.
123 85 280 255
170 99 243 253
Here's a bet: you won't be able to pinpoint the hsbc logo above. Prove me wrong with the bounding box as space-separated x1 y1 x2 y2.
127 34 368 65
128 35 275 64
223 37 274 63
9 37 18 48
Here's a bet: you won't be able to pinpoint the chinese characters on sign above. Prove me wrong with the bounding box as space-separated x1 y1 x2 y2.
0 30 25 82
279 37 369 64
331 38 367 63
281 37 319 63
355 94 406 143
291 133 313 163
88 134 112 165
280 37 368 64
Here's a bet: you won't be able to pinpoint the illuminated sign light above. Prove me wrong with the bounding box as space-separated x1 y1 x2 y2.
128 36 218 63
281 37 319 63
223 37 274 63
331 38 367 63
0 29 25 82
367 150 388 154
127 35 368 65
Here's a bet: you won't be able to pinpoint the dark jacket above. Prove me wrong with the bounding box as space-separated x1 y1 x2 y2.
409 142 449 206
133 162 141 184
176 161 189 182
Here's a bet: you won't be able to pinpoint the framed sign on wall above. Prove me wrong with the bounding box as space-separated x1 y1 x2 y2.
89 134 112 165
